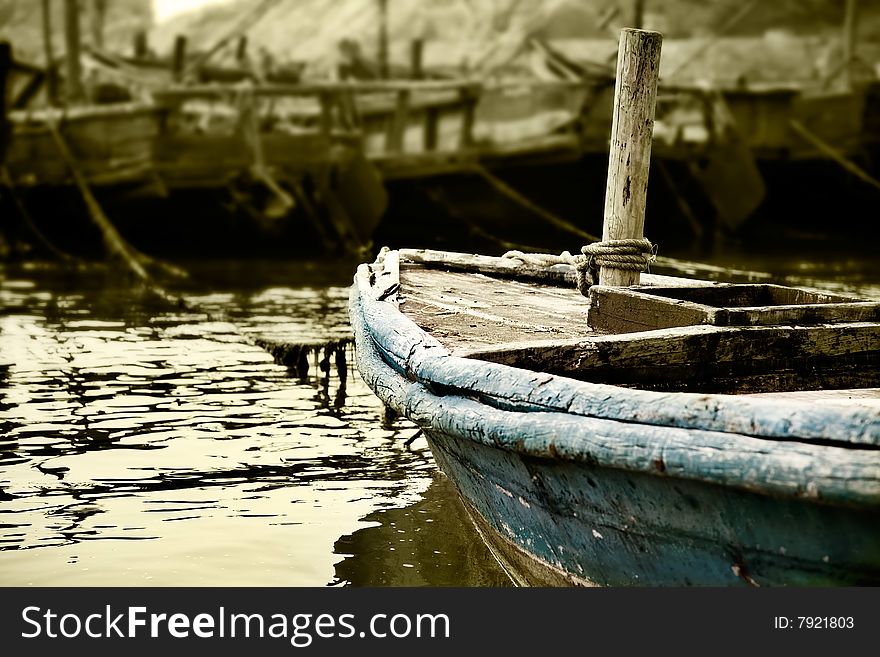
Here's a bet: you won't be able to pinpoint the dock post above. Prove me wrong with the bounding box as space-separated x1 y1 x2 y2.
599 28 662 287
171 35 187 83
458 84 478 149
842 0 858 90
236 35 248 64
89 0 106 51
377 0 389 79
631 0 645 29
1 42 10 163
63 0 85 103
386 89 410 153
40 0 59 105
133 30 148 59
410 39 424 79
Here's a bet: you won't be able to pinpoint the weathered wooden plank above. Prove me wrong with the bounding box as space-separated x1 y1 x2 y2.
152 80 579 103
351 89 463 117
458 86 478 149
397 251 721 348
157 79 585 98
587 283 880 332
398 248 761 290
423 106 440 151
401 266 593 350
7 116 160 171
401 248 577 285
372 133 584 178
318 91 333 139
385 89 410 153
746 388 880 409
459 321 880 394
366 249 400 304
5 109 158 185
587 286 711 332
720 303 880 326
152 134 349 181
644 283 857 306
9 102 157 123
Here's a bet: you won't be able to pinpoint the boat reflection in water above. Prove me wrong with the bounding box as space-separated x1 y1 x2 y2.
332 470 512 587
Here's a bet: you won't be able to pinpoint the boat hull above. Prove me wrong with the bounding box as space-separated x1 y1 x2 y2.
427 430 880 587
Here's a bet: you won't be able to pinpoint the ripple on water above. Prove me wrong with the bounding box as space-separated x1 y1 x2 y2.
0 264 477 586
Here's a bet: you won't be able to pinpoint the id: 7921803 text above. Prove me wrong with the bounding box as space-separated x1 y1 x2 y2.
773 617 854 630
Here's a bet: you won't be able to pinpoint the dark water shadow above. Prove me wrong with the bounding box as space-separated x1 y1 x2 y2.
331 471 513 587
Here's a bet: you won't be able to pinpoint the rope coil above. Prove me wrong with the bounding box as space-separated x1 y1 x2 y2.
503 237 656 296
582 238 656 271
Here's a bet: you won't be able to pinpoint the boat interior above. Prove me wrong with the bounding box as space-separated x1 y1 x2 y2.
391 249 880 402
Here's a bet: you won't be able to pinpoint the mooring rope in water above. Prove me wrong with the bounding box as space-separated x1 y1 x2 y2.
11 124 349 380
504 237 656 295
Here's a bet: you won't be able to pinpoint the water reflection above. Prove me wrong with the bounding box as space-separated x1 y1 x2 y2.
0 260 494 586
332 471 512 587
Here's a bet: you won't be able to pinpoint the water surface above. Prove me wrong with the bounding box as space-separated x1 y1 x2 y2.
0 260 511 586
2 249 878 587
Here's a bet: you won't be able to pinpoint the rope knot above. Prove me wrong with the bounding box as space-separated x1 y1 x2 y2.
501 238 656 297
574 238 656 296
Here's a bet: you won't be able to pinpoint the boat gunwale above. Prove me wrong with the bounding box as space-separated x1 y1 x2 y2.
365 251 880 446
8 101 159 125
349 250 880 507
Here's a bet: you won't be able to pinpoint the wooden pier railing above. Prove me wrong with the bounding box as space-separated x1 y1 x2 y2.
150 78 592 179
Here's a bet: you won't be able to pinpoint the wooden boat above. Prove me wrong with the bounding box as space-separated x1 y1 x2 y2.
349 30 880 586
4 101 160 188
351 247 880 586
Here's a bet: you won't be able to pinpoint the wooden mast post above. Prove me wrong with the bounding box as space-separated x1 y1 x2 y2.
842 0 858 90
40 0 59 106
377 0 389 79
171 35 187 83
63 0 84 103
410 38 424 80
89 0 106 51
133 30 148 59
0 42 9 161
599 28 662 287
632 0 645 29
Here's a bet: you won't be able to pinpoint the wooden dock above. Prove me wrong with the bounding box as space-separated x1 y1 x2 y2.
4 25 880 256
0 73 613 255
